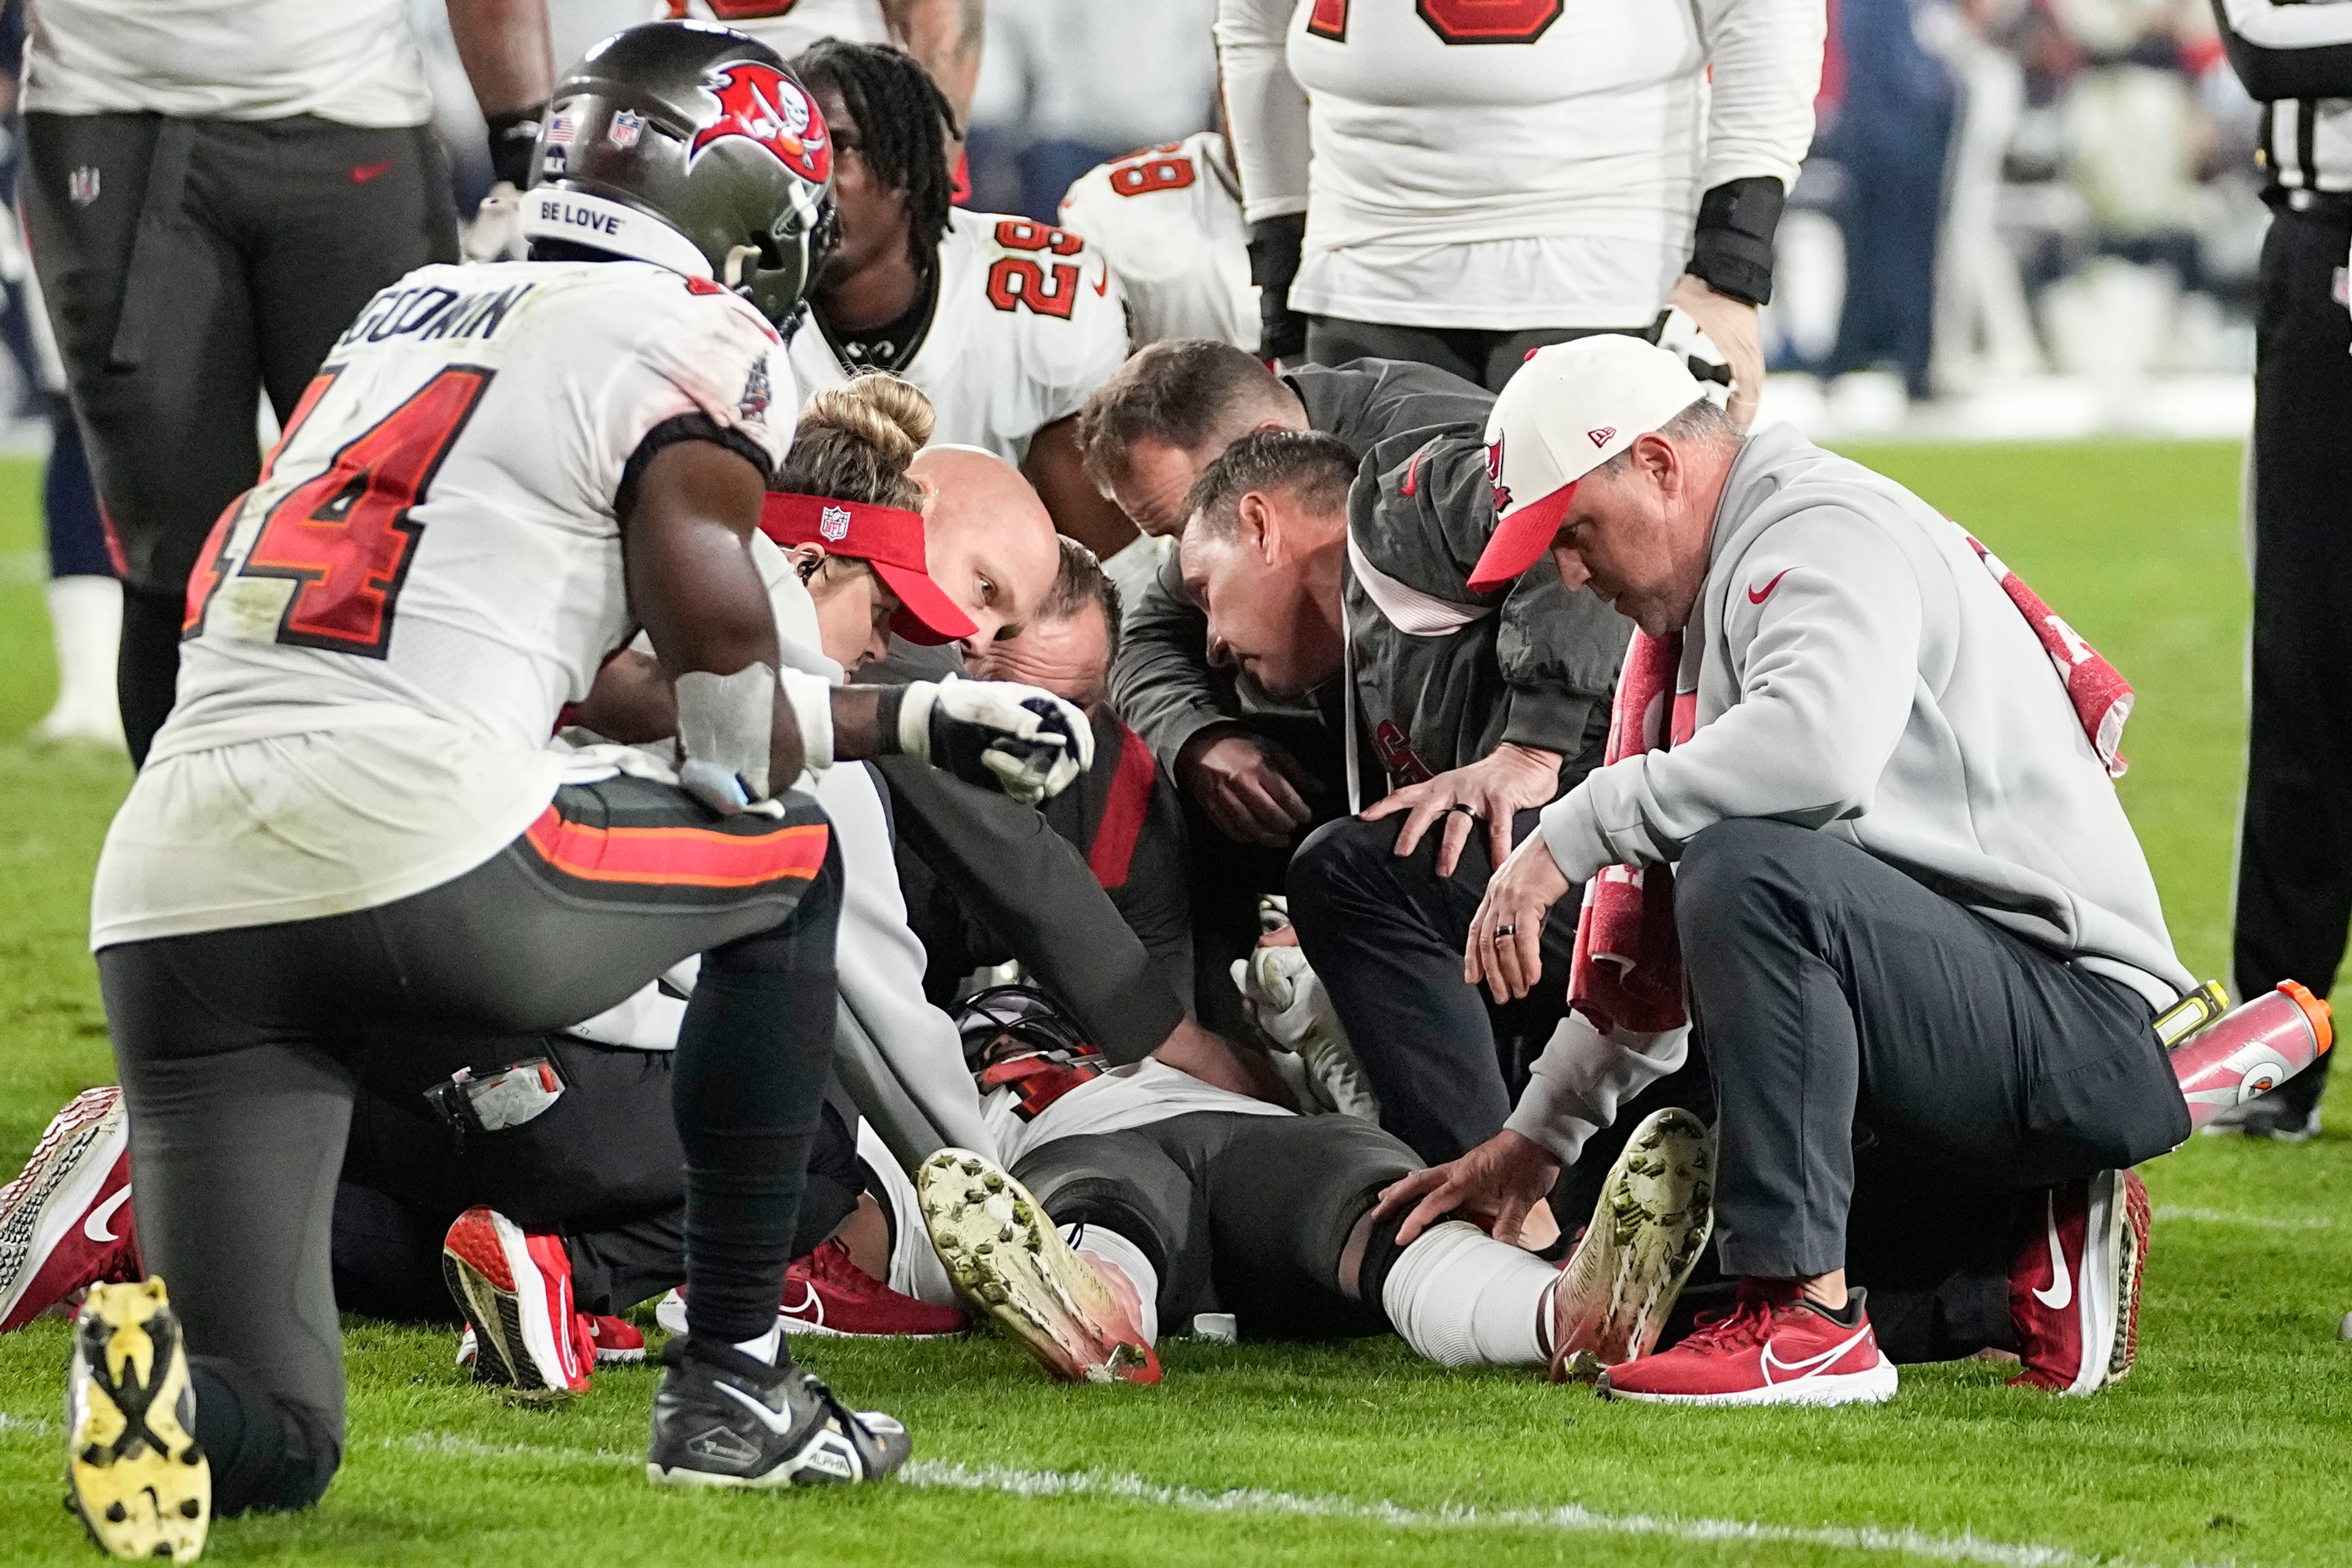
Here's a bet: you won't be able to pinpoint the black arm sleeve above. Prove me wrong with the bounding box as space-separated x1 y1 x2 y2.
1685 176 1788 307
874 754 1186 1065
2211 0 2352 102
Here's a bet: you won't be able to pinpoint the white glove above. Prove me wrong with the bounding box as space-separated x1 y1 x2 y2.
464 181 527 263
898 674 1094 805
1232 944 1381 1122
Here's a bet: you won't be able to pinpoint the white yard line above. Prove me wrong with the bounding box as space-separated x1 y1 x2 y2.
2154 1205 2331 1230
386 1433 2244 1568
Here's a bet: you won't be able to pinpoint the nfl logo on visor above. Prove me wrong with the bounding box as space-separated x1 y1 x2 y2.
820 505 851 542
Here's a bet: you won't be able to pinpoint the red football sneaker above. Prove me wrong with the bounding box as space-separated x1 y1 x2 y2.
652 1242 968 1340
2008 1169 2149 1395
440 1207 590 1399
1599 1281 1898 1406
0 1088 141 1332
783 1237 968 1337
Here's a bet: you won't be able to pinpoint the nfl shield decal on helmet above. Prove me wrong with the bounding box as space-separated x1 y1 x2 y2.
819 505 851 541
689 63 831 185
607 109 644 150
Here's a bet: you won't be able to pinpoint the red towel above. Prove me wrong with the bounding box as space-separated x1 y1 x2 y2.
1965 537 2134 779
1567 631 1690 1035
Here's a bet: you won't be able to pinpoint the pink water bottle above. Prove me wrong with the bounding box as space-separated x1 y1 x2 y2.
2171 981 2334 1130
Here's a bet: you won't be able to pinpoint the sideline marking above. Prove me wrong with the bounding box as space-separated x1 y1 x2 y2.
2154 1205 2331 1230
388 1434 2248 1568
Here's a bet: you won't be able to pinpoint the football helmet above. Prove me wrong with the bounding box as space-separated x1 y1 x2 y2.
522 21 837 326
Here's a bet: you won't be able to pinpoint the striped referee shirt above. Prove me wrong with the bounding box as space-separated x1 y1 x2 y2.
2215 0 2352 194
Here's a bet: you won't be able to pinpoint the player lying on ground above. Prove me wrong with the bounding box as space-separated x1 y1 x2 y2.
58 25 1098 1561
857 987 1715 1384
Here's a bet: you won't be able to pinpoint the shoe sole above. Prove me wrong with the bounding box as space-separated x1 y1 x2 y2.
1 1090 130 1332
2059 1170 2125 1397
1550 1108 1714 1382
654 1289 958 1342
441 1213 581 1401
646 1412 910 1490
915 1150 1158 1385
67 1280 209 1562
1602 1356 1899 1408
2106 1172 2150 1388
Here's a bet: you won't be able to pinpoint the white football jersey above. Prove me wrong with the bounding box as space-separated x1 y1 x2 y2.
790 208 1128 465
25 0 431 124
1058 132 1256 353
91 260 793 948
1216 0 1820 328
663 0 892 58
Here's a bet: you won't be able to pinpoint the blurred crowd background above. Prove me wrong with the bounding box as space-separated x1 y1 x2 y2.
0 0 2269 443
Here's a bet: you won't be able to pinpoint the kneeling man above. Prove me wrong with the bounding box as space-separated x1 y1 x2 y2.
1390 336 2196 1406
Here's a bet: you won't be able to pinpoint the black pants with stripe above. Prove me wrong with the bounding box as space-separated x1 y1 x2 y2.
97 775 840 1517
21 112 459 761
2234 191 2352 1117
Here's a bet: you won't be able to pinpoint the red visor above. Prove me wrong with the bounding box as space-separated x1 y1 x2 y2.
1466 480 1578 594
759 492 979 646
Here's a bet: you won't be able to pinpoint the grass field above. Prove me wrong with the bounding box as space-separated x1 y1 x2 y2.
0 442 2346 1567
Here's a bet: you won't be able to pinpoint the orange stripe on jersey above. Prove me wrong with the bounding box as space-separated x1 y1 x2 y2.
523 808 829 888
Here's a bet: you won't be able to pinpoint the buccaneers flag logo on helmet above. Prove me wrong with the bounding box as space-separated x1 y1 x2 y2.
1485 436 1512 514
689 62 832 185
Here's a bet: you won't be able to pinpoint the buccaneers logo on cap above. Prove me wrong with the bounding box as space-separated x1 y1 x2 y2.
690 62 831 185
1485 436 1512 514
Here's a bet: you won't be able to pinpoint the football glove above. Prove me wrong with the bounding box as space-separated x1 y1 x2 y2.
1232 944 1381 1122
899 676 1093 805
1651 303 1735 405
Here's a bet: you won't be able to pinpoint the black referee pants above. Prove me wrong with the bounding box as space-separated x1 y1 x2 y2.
2234 191 2352 1117
21 113 458 761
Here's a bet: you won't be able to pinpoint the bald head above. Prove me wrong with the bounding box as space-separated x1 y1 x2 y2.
911 444 1063 651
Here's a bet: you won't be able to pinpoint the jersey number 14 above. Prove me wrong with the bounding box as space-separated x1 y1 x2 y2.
184 366 494 658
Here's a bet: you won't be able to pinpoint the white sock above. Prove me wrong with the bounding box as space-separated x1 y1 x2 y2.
41 575 122 731
853 1127 960 1308
1063 1222 1159 1344
733 1324 782 1363
1380 1219 1556 1368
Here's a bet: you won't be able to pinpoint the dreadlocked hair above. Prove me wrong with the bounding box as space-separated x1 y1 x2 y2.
774 372 935 511
792 40 959 269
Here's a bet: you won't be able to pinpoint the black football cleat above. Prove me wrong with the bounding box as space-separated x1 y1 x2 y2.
644 1335 910 1490
66 1278 209 1561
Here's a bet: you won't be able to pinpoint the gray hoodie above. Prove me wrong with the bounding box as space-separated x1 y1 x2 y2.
1507 424 2191 1160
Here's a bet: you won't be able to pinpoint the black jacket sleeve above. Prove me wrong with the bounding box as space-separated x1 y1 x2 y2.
2212 0 2352 102
1108 548 1241 773
865 640 1186 1064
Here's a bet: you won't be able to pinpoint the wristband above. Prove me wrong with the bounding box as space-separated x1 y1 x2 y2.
872 685 908 755
1684 176 1787 307
487 104 548 192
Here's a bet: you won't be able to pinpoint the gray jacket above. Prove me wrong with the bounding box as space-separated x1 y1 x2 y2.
1343 423 1629 801
1537 423 2190 1005
1110 358 1496 772
1509 424 2192 1166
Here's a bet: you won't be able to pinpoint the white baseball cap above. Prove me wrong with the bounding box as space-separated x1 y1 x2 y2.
1468 334 1709 592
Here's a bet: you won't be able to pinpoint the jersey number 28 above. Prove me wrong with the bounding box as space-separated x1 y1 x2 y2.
1307 0 1561 45
184 366 494 658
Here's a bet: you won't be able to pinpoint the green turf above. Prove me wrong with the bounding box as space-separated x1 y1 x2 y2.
0 442 2346 1567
